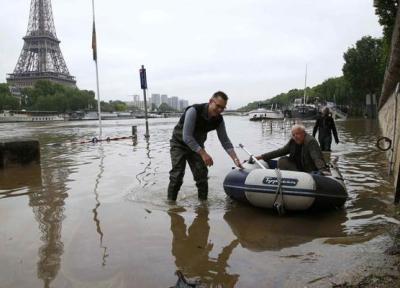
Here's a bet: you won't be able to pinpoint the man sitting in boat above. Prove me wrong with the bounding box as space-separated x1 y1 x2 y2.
255 124 330 175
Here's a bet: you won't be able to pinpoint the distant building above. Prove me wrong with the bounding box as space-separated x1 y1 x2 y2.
151 93 161 108
170 96 179 110
179 99 189 111
132 94 144 110
161 94 168 105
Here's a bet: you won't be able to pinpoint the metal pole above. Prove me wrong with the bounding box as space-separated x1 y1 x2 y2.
92 0 102 139
140 65 149 138
143 89 149 138
303 64 308 105
95 61 102 139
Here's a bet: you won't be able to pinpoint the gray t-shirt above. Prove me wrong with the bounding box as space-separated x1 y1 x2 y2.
182 107 234 153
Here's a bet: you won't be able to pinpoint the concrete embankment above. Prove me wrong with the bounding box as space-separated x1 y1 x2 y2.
378 3 400 203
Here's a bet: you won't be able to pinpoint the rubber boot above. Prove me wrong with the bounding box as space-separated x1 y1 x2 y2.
197 182 208 200
167 182 180 201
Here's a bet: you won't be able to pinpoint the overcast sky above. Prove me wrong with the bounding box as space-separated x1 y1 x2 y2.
0 0 382 108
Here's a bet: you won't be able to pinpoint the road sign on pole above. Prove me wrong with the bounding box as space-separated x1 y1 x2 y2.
140 66 147 89
140 65 150 138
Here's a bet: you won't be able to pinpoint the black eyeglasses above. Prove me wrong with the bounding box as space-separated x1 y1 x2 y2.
212 100 226 110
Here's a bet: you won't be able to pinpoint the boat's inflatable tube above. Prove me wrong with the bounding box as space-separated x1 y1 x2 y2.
223 161 347 211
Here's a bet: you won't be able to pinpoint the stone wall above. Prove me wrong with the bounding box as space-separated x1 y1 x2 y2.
378 92 400 201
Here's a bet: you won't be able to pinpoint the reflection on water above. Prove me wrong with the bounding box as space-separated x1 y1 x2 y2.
224 202 347 252
0 164 42 199
29 163 69 288
169 206 239 287
135 137 153 187
0 118 398 287
92 145 108 266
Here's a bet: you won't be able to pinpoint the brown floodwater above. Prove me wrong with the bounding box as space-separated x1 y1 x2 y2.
0 117 398 288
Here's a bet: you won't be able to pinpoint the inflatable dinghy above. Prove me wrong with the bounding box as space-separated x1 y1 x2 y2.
223 159 348 212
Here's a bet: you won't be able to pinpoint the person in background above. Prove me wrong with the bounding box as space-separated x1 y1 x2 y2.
313 107 339 152
167 91 242 201
255 124 330 175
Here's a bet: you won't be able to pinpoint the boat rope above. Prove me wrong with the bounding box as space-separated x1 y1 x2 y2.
273 168 285 215
46 135 135 147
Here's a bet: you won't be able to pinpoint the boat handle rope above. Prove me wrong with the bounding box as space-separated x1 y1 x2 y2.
273 168 286 216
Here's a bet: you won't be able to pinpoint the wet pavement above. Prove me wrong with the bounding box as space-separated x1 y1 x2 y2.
0 117 398 287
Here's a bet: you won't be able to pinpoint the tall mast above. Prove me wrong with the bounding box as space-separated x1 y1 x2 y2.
303 64 308 104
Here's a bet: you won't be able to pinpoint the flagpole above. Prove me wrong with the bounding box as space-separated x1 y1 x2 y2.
92 0 102 139
303 64 308 105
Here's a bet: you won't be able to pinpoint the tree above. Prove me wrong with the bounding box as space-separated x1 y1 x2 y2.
21 80 97 112
374 0 398 72
374 0 398 45
111 100 128 112
0 83 19 110
100 101 113 112
158 102 177 112
150 103 157 112
342 36 385 104
312 77 351 105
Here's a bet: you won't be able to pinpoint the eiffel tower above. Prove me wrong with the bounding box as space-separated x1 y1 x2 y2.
7 0 76 91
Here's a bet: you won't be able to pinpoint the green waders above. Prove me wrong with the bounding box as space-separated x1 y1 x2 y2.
167 142 208 201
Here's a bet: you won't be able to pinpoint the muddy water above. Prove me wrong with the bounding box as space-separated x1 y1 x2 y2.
0 117 398 288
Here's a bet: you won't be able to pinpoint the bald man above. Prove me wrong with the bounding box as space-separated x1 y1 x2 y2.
256 124 329 174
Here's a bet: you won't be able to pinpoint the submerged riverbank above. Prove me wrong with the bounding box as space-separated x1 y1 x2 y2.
0 117 399 287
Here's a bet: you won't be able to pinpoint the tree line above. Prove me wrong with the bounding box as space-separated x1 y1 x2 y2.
1 1 396 115
0 80 136 113
239 1 397 115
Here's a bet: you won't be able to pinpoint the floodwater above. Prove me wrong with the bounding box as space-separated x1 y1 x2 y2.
0 117 398 288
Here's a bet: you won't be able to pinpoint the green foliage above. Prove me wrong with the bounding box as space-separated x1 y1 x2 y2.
158 102 177 112
100 101 113 112
100 100 128 112
112 100 128 112
374 0 398 74
312 77 351 105
21 80 97 112
374 0 398 44
342 36 385 103
0 83 19 110
238 77 352 112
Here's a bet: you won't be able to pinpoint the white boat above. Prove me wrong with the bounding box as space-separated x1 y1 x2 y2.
83 111 99 120
223 159 347 212
117 112 134 118
249 105 284 121
0 110 65 122
100 112 118 120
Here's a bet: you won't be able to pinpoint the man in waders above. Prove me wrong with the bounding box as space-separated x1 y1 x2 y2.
313 107 339 152
167 91 242 201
